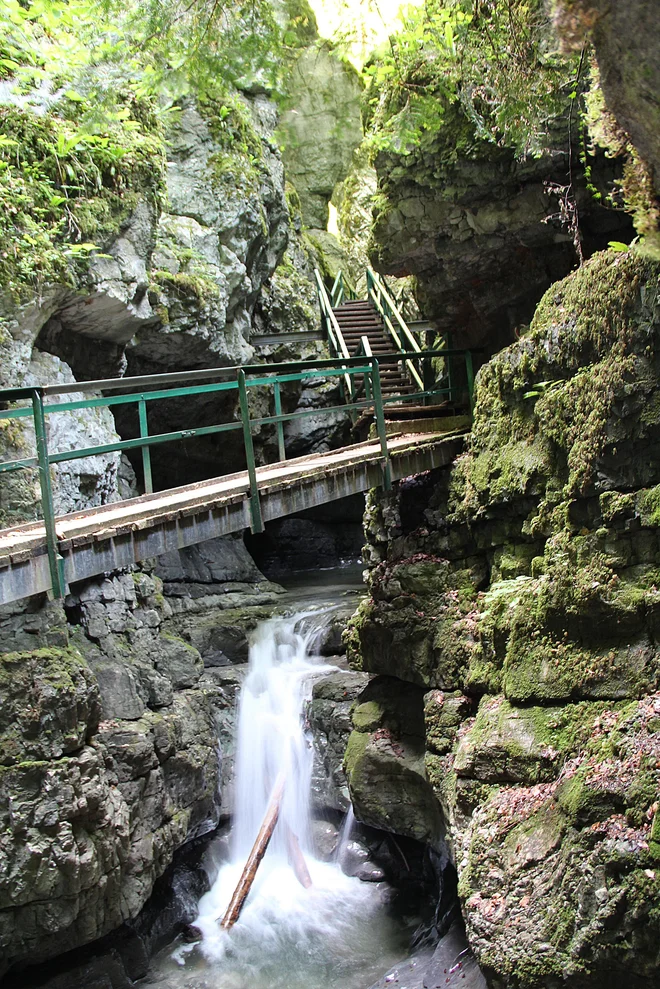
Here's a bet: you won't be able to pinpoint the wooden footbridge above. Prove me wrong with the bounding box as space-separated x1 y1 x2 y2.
0 269 476 606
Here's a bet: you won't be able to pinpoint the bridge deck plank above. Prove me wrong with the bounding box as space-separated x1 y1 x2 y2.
0 433 459 566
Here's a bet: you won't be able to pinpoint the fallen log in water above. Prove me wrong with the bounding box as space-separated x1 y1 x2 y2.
220 772 286 929
286 826 313 889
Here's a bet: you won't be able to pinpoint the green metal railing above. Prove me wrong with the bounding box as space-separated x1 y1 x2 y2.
316 268 476 410
366 268 425 391
330 270 358 308
0 351 461 600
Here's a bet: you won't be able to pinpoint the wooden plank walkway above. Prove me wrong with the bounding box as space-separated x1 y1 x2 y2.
0 431 464 605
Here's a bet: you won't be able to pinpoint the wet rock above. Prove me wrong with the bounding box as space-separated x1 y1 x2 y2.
0 573 224 976
344 677 444 846
307 668 370 812
354 861 386 883
163 605 284 666
310 818 340 861
368 923 486 989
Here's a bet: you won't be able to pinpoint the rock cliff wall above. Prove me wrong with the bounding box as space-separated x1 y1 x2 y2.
0 569 227 976
362 1 638 354
345 250 660 987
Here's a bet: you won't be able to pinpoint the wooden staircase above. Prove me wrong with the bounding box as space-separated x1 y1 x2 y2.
332 299 411 398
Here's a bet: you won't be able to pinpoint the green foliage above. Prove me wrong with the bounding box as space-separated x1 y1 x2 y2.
0 0 291 106
0 102 163 294
0 0 305 296
364 0 580 159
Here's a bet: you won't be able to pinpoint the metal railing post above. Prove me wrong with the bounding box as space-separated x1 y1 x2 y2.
31 388 66 599
361 336 373 401
273 380 286 462
138 398 153 494
423 355 434 406
370 360 392 491
445 332 453 403
238 369 264 533
465 350 475 411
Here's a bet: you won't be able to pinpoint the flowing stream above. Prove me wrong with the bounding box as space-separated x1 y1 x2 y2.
147 590 418 989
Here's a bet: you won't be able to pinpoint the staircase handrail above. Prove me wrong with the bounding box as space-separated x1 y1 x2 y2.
330 270 358 308
314 269 350 360
314 269 352 398
366 268 424 391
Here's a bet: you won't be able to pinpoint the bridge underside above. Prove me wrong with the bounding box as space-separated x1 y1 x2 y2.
0 433 463 606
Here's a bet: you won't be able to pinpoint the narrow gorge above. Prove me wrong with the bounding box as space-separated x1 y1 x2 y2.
0 1 659 988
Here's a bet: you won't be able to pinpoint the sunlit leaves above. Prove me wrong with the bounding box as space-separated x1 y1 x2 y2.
365 0 580 160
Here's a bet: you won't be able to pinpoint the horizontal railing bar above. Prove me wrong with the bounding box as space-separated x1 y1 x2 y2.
0 406 32 420
0 366 371 421
0 383 457 474
0 379 241 420
47 421 244 464
0 349 479 406
0 455 39 473
247 365 372 388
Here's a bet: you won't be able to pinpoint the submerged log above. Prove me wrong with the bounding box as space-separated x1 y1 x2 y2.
220 772 286 930
286 827 313 889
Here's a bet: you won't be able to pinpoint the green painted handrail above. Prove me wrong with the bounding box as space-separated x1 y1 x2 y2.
0 351 467 600
330 270 358 308
316 267 480 408
366 268 425 391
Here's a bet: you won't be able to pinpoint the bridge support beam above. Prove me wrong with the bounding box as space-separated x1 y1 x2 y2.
0 435 464 606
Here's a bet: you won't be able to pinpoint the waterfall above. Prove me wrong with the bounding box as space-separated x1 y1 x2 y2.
166 607 413 989
230 613 325 864
336 804 356 869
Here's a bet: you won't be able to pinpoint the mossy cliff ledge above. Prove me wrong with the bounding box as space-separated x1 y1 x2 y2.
345 250 660 988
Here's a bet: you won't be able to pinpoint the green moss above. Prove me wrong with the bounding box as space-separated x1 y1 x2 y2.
343 728 369 781
556 767 624 825
282 0 318 46
352 699 385 732
453 252 660 522
599 489 636 525
198 92 266 196
0 104 164 297
285 182 303 226
638 485 660 527
0 646 97 766
626 769 659 828
151 270 220 303
649 811 660 862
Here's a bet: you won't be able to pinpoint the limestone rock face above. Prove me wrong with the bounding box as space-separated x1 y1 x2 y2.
307 668 370 812
278 49 363 230
370 139 632 352
555 0 660 196
344 676 445 845
0 570 228 976
0 87 327 513
347 251 660 986
0 350 136 528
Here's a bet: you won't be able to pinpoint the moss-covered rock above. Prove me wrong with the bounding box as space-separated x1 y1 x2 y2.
347 248 660 984
344 676 444 845
0 647 100 765
454 696 612 786
458 693 660 987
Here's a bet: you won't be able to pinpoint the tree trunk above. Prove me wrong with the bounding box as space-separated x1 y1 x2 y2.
220 773 286 930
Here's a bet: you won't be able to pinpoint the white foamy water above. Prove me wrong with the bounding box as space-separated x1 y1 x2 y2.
148 605 415 989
